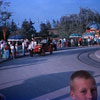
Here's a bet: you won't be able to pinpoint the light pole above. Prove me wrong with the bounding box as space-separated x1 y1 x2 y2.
2 11 7 40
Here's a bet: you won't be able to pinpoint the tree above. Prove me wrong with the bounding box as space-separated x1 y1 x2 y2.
0 0 12 40
40 21 52 38
52 19 60 28
10 19 17 32
52 8 100 38
46 20 51 29
21 19 36 40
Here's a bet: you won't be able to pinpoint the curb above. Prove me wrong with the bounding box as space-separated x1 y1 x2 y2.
0 47 100 64
95 50 100 59
0 53 29 64
0 48 75 64
0 58 10 64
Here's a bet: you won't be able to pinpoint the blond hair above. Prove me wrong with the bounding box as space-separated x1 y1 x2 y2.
70 70 96 91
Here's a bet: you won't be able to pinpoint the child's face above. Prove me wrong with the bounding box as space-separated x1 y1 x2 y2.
70 78 97 100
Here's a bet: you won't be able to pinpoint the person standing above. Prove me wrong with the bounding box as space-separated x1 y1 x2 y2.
22 41 25 56
28 42 33 57
10 43 15 59
4 43 9 59
15 42 18 54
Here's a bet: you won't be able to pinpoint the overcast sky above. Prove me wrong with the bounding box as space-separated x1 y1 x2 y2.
6 0 100 31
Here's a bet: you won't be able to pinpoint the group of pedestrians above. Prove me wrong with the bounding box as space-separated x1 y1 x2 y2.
0 38 52 59
0 39 18 59
0 36 100 60
57 36 100 48
0 38 33 59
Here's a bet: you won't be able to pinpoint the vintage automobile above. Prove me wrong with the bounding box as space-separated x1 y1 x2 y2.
33 43 53 56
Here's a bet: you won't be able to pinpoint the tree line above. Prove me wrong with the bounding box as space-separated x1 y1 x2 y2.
0 0 100 40
52 8 100 38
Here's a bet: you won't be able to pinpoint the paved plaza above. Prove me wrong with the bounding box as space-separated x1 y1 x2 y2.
0 46 100 100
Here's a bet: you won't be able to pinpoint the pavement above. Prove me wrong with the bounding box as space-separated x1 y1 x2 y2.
0 52 29 64
0 47 100 64
0 47 75 64
0 47 100 100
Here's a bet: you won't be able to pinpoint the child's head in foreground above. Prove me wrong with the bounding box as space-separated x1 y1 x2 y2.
70 70 97 100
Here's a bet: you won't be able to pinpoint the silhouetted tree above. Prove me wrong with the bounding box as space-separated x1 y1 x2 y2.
52 8 100 38
40 21 52 38
21 19 36 40
0 0 12 40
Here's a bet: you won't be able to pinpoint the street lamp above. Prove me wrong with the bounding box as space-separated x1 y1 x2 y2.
2 11 7 40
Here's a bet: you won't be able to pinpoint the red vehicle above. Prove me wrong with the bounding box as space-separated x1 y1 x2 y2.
33 43 53 56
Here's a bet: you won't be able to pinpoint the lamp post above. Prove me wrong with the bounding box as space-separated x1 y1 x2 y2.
2 11 7 40
3 26 7 40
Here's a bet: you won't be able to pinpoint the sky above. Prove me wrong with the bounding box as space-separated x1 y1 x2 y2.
5 0 100 31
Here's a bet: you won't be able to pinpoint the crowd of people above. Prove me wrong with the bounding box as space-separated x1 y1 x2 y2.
0 36 100 60
0 39 15 59
0 38 33 59
0 38 54 59
57 36 100 48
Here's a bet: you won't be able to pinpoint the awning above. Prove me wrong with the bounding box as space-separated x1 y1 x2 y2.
69 33 82 38
8 35 24 41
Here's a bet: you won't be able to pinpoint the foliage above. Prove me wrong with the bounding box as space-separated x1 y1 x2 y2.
0 0 11 25
0 0 12 40
10 19 17 32
40 21 51 38
21 19 36 40
52 8 100 38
